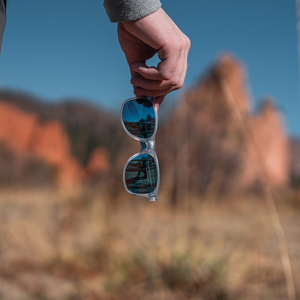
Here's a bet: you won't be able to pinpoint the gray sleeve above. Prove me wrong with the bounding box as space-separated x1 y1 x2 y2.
0 0 6 53
103 0 162 23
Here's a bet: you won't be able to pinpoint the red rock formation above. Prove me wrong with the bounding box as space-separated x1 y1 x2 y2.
0 101 109 187
86 147 110 176
29 120 85 186
159 53 290 196
213 53 250 115
0 102 39 153
243 100 290 188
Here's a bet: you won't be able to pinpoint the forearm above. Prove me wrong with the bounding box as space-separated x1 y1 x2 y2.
103 0 161 23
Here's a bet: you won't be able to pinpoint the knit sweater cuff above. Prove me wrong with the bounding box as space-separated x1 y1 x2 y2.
103 0 162 23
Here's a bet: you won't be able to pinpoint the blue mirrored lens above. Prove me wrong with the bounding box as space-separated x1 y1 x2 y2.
125 154 157 194
122 98 156 139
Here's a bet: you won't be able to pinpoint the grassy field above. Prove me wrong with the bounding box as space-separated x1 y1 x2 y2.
0 188 299 300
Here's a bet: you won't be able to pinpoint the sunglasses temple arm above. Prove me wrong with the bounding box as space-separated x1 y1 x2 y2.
149 154 160 202
138 142 159 202
149 180 159 202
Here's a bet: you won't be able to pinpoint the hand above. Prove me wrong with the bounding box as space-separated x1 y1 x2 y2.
118 8 191 108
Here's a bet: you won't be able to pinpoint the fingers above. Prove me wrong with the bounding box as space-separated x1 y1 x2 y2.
119 8 191 107
132 63 165 81
131 34 190 101
132 43 180 81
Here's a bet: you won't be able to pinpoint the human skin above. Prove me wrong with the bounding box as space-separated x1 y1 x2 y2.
118 8 191 108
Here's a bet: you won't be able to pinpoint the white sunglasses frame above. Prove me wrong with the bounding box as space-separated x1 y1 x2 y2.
121 97 160 202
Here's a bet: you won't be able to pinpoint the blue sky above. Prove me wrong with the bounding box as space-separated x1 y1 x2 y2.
0 0 299 136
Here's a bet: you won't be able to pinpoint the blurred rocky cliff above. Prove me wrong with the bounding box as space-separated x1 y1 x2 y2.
0 92 121 187
0 54 298 198
157 54 291 202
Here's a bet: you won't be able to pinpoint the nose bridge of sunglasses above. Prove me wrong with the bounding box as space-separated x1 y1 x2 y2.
140 140 155 152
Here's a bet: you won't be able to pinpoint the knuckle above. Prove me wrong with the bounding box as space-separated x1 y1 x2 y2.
177 78 184 89
168 77 179 87
185 36 191 49
176 39 184 51
175 33 190 52
171 77 184 92
130 77 137 85
160 70 172 81
133 86 143 95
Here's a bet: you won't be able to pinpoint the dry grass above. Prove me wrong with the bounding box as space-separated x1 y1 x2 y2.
0 188 299 300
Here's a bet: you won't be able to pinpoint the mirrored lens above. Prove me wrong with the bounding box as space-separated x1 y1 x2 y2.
125 154 157 194
122 98 156 139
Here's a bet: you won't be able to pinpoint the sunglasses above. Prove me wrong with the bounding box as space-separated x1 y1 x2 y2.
121 97 160 202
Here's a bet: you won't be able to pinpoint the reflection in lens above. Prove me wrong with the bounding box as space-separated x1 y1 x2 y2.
125 154 157 194
122 98 156 139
